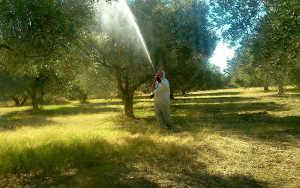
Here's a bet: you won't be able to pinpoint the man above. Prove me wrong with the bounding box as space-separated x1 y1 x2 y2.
150 70 173 129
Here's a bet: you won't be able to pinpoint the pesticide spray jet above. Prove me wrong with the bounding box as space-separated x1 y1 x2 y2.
95 0 155 72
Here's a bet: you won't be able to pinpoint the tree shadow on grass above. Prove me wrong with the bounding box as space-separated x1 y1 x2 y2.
168 97 299 144
178 91 243 97
0 102 122 131
179 170 267 188
84 135 268 188
134 92 300 145
211 112 300 142
173 96 257 104
38 105 121 116
171 99 288 119
135 93 298 145
134 92 242 100
0 113 54 131
0 132 269 188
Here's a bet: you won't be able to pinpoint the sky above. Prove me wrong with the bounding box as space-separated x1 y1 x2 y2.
209 40 235 72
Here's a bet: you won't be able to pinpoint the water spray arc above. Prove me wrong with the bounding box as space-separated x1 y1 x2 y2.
96 0 155 72
119 0 155 72
119 0 157 94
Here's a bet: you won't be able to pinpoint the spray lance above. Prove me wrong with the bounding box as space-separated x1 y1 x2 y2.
147 75 156 95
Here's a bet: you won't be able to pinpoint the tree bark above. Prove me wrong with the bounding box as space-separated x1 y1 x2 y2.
30 84 39 111
80 93 88 103
21 96 27 106
0 44 12 51
12 96 21 107
277 82 284 95
263 85 269 92
170 92 175 99
122 90 134 118
11 95 27 107
115 67 135 118
39 87 45 104
93 52 153 118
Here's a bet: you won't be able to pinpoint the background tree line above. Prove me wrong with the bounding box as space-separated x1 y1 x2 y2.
1 0 298 117
0 0 222 117
211 0 300 94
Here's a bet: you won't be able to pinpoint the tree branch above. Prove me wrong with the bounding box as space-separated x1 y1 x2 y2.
130 74 153 93
83 49 113 69
0 44 12 51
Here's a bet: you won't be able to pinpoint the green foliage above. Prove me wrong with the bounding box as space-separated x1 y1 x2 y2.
134 0 219 93
0 0 224 111
0 0 94 109
210 0 265 47
0 69 26 101
0 0 94 56
81 0 221 116
213 0 300 92
194 62 224 90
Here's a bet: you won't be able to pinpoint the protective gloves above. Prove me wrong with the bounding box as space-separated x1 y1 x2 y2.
156 76 161 83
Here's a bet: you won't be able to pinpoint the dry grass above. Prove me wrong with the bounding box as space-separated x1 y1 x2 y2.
0 87 299 187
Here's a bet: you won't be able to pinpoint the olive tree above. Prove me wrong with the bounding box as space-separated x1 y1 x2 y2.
0 0 94 110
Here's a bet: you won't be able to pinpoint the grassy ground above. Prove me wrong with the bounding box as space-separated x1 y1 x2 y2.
0 87 299 187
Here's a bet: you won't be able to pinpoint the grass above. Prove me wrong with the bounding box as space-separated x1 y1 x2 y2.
0 87 299 187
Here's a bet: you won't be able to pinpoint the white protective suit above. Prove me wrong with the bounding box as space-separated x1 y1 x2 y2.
153 70 173 128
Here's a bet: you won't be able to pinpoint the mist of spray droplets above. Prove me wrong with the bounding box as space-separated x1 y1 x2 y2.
94 0 154 70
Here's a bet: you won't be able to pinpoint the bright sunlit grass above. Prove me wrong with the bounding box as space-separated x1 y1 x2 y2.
0 87 299 187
